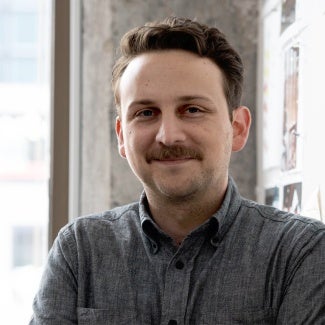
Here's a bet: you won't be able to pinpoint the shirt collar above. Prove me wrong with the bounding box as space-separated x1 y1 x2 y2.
139 176 242 249
209 176 242 246
139 193 165 253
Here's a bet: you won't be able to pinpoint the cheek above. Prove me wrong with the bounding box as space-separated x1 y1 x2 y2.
209 129 233 156
124 129 148 155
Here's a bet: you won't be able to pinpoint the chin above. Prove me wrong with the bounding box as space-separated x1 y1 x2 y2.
156 184 200 201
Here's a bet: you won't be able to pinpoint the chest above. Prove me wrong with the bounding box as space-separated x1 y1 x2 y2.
76 239 280 324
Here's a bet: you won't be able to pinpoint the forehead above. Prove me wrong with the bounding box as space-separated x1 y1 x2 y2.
118 50 226 109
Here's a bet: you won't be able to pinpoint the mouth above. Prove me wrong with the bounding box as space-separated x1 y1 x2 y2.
153 157 194 163
146 146 202 164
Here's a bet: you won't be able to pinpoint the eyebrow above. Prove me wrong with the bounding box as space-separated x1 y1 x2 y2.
176 95 214 104
128 99 156 108
128 95 213 108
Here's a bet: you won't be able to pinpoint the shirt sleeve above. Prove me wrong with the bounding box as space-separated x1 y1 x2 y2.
29 225 78 325
276 230 325 324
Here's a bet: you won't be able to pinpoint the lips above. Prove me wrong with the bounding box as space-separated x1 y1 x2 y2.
146 145 203 163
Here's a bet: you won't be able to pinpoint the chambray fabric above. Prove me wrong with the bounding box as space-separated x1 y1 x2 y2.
30 178 325 324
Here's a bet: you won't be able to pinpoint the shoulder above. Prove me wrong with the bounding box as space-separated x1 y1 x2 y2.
58 201 141 243
46 201 144 271
242 198 324 227
239 198 325 245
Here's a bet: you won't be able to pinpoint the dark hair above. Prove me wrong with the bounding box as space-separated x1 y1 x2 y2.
112 17 244 112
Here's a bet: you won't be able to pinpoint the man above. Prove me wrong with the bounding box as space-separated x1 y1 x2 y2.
31 17 325 324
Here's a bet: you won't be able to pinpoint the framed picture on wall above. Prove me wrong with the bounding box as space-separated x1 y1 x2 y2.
283 182 302 214
281 45 300 171
261 6 282 171
265 187 280 208
281 0 296 32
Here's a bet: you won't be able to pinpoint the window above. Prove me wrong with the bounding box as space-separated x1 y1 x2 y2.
13 13 38 43
0 58 38 82
0 0 51 323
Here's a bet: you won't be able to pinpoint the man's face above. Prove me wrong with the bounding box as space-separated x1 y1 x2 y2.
116 50 248 201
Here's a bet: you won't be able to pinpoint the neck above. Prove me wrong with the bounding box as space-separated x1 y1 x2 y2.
145 186 227 245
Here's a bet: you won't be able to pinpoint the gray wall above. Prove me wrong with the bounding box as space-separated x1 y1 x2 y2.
80 0 259 215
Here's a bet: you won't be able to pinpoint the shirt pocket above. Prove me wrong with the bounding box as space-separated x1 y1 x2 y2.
77 307 135 325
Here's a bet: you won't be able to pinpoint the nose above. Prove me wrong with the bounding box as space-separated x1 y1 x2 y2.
155 113 186 146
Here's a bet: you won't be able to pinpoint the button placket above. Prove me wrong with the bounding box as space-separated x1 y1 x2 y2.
160 254 190 325
161 234 206 325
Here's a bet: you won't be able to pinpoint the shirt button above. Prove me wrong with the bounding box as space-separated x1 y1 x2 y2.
175 260 184 269
210 235 218 246
168 320 178 325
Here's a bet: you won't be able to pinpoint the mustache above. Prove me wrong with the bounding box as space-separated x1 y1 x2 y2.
146 145 203 162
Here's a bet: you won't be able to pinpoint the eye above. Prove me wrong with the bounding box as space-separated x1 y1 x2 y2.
186 106 201 113
182 105 204 116
138 109 153 116
134 108 158 119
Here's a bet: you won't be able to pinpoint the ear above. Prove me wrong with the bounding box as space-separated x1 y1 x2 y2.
231 106 251 152
115 116 126 158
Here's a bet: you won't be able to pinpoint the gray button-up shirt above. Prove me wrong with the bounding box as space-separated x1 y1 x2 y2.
30 178 325 324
